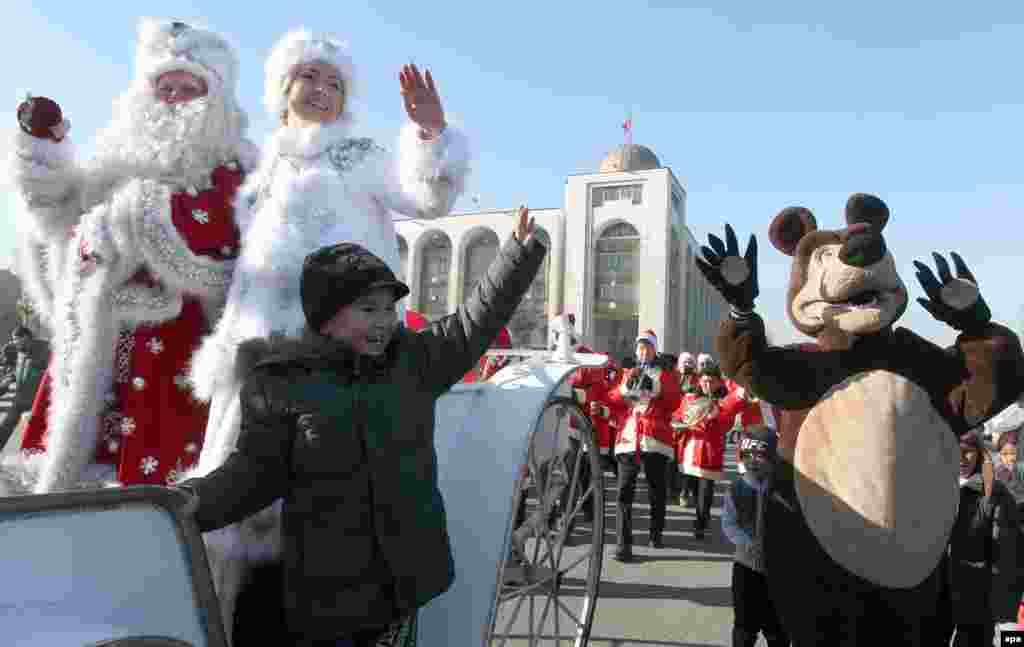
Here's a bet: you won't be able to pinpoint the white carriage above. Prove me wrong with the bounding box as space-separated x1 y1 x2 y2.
0 349 609 646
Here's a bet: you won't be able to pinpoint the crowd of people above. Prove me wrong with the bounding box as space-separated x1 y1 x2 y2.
557 325 1024 647
4 15 1024 647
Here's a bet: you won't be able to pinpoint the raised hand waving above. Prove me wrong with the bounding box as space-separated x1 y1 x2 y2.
400 63 446 137
695 224 759 312
913 252 991 331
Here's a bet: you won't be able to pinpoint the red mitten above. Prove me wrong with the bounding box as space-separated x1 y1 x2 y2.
17 95 68 142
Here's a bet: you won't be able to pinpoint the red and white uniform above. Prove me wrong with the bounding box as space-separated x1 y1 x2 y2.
569 350 617 454
608 364 682 460
674 389 749 480
461 326 512 384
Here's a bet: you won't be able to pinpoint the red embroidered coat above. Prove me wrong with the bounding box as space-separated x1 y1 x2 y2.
18 164 244 490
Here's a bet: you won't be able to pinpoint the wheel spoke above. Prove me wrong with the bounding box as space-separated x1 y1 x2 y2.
488 397 603 646
554 547 593 578
553 582 561 647
496 586 529 646
553 595 585 632
532 586 555 647
498 566 555 602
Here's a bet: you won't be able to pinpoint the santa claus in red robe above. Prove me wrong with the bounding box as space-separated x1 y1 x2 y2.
4 19 256 494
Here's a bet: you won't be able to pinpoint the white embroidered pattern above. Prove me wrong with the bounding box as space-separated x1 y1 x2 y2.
165 458 186 484
137 185 234 292
191 209 210 224
113 283 180 323
326 138 381 174
115 331 136 384
120 416 137 436
140 456 159 476
147 337 165 355
174 373 190 391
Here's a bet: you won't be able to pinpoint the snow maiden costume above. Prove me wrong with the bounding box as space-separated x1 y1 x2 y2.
696 194 1024 647
185 28 470 641
3 19 256 494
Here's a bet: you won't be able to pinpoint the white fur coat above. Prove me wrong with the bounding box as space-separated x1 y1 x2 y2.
186 118 470 551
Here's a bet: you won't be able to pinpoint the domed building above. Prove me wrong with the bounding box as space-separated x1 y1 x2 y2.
598 144 662 173
394 142 727 359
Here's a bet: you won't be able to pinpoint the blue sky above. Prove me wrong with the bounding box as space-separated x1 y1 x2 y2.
1 1 1022 346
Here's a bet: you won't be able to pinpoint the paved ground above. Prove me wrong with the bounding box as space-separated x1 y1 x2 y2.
582 450 743 647
493 445 753 647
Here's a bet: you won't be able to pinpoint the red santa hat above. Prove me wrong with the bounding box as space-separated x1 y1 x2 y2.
134 18 240 94
635 329 658 351
264 28 357 122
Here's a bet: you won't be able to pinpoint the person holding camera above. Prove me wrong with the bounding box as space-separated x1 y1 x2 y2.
606 330 682 561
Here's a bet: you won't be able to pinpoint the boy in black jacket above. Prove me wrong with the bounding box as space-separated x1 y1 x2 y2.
180 208 544 647
722 425 790 647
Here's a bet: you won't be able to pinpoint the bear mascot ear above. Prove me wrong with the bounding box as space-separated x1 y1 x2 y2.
768 206 817 256
845 193 890 231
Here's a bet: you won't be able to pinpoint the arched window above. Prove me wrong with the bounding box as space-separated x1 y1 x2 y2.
593 222 640 359
461 229 500 300
508 227 551 348
397 235 408 282
418 231 451 321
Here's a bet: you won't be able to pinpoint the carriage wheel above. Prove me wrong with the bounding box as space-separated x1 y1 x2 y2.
485 396 604 646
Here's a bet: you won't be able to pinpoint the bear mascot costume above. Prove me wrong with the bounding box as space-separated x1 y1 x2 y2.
695 193 1024 647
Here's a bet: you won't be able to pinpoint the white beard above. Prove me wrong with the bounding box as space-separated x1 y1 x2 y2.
88 82 246 187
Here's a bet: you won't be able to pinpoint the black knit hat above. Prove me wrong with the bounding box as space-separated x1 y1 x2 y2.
300 243 410 332
699 364 723 379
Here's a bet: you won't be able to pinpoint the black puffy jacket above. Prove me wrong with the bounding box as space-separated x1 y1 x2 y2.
185 235 544 639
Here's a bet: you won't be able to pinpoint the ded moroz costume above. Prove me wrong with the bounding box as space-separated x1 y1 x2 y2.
4 18 257 493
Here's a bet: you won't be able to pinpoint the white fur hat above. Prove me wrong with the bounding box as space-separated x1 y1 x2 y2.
264 28 356 120
697 352 715 369
678 352 696 369
134 18 239 93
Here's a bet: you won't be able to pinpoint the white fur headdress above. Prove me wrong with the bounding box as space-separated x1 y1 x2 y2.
264 28 357 122
134 18 240 93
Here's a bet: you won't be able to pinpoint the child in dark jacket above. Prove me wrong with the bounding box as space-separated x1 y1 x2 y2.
934 429 1020 647
722 425 790 647
180 208 544 647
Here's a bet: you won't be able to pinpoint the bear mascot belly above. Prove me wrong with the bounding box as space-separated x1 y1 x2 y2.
694 194 1024 647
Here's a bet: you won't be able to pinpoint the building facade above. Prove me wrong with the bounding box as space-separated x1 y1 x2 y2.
395 144 727 359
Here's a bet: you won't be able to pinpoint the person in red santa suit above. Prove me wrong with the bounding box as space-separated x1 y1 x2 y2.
545 312 602 531
676 365 751 539
731 386 780 475
677 352 700 394
568 344 618 526
461 325 512 383
606 329 682 561
3 19 257 495
584 357 622 475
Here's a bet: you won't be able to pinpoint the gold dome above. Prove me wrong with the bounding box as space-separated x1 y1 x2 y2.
599 144 661 172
